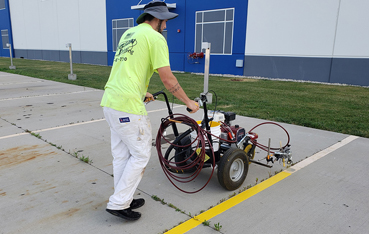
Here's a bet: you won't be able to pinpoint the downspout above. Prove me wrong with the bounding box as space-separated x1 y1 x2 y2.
328 0 342 83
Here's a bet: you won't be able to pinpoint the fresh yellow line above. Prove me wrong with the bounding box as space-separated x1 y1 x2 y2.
166 171 291 234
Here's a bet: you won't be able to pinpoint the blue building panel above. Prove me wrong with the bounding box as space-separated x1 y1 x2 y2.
183 0 248 74
106 0 142 57
169 52 185 72
243 55 333 83
330 58 369 87
105 0 248 77
0 0 13 58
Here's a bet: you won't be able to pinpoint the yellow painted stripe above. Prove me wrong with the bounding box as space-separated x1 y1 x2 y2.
166 171 291 234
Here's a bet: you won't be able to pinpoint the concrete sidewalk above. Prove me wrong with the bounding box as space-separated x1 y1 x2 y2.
1 72 368 234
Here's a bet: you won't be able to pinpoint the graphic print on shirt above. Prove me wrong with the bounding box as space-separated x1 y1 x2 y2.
114 32 137 63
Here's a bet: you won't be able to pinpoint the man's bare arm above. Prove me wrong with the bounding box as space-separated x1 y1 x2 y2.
157 66 199 113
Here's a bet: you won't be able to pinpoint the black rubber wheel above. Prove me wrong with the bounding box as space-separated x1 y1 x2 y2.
217 148 249 191
173 136 197 173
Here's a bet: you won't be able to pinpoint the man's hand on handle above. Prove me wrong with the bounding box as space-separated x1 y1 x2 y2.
186 100 199 113
144 92 155 103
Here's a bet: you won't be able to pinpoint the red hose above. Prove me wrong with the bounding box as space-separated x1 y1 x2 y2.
156 115 291 193
248 122 290 154
156 113 216 194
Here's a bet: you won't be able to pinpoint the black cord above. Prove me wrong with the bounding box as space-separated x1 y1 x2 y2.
171 94 174 110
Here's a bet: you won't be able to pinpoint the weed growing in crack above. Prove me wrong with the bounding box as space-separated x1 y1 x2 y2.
275 169 283 175
218 198 226 204
73 151 79 158
72 151 92 164
228 192 236 199
79 155 92 164
151 195 159 201
202 220 210 226
214 222 222 231
30 132 41 139
168 203 177 210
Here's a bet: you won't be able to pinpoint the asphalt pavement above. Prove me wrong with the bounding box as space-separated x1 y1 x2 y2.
1 71 368 234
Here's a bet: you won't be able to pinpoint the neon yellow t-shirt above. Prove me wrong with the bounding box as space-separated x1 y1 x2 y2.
100 23 170 115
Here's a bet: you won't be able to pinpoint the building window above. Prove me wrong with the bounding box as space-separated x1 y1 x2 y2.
0 0 5 10
1 29 9 49
195 8 234 54
112 18 134 52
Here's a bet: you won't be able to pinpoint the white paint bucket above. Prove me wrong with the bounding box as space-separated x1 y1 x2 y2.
190 121 221 152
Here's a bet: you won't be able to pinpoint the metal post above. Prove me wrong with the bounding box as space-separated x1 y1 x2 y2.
201 42 212 103
66 43 77 80
6 43 16 70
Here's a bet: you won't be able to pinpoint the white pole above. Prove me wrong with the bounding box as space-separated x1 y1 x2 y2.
7 43 16 70
66 43 77 80
201 42 212 103
69 44 73 74
204 46 210 94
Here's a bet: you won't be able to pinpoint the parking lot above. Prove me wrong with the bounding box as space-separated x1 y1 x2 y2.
1 71 368 234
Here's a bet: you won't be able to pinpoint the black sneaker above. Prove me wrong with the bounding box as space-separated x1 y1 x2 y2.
106 208 141 221
130 198 145 209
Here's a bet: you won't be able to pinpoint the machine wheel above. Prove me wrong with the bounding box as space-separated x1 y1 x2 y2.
244 144 255 165
217 148 249 191
173 136 197 173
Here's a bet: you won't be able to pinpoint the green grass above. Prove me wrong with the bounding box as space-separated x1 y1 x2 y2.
1 57 369 138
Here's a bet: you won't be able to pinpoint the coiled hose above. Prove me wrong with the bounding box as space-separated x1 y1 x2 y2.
156 115 290 193
247 122 290 154
156 113 216 194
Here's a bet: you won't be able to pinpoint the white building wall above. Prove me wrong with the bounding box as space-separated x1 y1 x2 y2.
245 0 340 57
39 0 59 50
245 0 369 59
9 0 40 50
78 0 107 52
333 0 369 58
9 0 107 52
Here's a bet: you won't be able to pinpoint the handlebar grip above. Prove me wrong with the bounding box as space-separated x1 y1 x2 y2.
152 91 164 97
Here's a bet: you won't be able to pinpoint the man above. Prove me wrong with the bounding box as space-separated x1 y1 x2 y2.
101 0 199 221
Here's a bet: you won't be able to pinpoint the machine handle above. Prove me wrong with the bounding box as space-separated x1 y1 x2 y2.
152 90 165 97
144 96 157 103
186 97 202 112
186 101 201 113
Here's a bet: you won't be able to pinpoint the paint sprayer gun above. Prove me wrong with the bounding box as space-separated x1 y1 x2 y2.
266 138 292 166
273 145 293 166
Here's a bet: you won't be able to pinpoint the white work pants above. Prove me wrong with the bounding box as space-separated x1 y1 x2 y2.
103 107 152 210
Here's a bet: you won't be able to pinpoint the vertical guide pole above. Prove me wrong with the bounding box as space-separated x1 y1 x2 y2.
201 42 212 103
69 44 73 74
67 43 77 80
203 44 210 94
7 43 16 70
